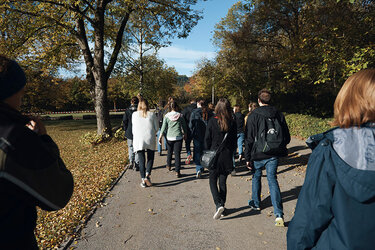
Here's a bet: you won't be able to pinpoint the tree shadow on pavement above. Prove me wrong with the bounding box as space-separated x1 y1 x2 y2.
220 206 261 220
260 186 302 212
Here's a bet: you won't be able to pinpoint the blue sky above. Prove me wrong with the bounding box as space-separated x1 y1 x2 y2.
59 0 238 78
159 0 239 76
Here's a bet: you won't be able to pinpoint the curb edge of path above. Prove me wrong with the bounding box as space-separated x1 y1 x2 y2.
59 165 130 250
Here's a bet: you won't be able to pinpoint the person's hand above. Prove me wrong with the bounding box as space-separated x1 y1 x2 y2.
158 136 162 145
27 116 47 135
183 133 187 141
246 161 253 171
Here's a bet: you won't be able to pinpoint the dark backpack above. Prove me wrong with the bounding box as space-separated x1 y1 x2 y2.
252 114 287 156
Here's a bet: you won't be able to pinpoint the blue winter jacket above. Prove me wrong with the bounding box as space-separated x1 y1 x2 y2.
287 123 375 250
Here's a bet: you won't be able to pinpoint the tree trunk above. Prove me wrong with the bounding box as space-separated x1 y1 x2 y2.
94 78 112 135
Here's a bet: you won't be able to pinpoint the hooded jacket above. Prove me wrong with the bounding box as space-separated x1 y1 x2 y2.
160 111 187 141
244 106 290 161
122 104 137 140
0 103 74 249
287 123 375 250
189 108 212 143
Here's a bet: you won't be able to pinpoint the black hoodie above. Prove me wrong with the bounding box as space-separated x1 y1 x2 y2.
244 106 290 161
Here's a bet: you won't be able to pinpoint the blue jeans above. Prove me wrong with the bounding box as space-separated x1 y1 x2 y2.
251 157 283 216
237 133 245 156
193 139 203 173
127 139 138 164
156 129 167 152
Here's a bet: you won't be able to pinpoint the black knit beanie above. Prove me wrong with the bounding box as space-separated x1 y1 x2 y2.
0 59 26 101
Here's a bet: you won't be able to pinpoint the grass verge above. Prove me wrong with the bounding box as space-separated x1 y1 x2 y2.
34 119 127 249
285 113 333 140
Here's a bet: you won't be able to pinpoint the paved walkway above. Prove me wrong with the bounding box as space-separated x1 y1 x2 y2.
71 138 310 250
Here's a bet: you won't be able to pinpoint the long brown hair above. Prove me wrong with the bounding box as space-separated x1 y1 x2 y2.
198 99 208 121
138 99 149 118
215 98 233 132
332 69 375 128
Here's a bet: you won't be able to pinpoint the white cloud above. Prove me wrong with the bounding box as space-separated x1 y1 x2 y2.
159 46 216 76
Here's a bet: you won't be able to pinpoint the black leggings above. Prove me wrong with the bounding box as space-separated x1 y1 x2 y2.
166 139 183 172
209 169 228 208
137 149 155 179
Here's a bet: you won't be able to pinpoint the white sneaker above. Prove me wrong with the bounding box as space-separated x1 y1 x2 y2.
140 179 146 188
213 206 225 220
196 170 201 179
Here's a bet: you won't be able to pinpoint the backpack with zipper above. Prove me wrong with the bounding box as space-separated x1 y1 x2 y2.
252 113 287 156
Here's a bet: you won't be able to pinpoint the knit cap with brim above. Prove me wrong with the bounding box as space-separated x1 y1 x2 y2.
0 59 26 101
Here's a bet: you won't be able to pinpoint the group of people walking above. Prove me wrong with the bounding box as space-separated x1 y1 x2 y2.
1 53 375 249
122 89 291 226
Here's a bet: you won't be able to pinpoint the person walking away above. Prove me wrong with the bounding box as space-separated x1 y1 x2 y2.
159 101 187 178
244 88 290 226
0 55 74 249
287 69 375 250
233 104 245 161
205 98 237 219
244 102 258 126
156 100 167 155
122 96 139 170
132 99 158 187
189 99 212 178
182 99 197 164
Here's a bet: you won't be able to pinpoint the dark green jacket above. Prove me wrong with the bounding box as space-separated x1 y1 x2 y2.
0 103 74 249
287 123 375 250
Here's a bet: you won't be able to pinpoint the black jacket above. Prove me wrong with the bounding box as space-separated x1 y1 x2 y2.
0 103 74 249
189 108 212 142
244 106 290 161
234 112 245 134
182 103 197 136
122 104 137 140
205 117 237 174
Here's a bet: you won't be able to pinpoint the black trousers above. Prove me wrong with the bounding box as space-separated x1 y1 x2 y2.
209 169 229 208
166 139 183 172
137 149 155 179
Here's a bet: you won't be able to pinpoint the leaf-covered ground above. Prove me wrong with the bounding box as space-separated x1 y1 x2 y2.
34 119 127 249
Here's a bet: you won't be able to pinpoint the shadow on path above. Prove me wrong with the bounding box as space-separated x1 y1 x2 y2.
220 206 261 220
260 186 302 211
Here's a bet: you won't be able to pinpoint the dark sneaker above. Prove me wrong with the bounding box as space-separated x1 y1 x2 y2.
248 200 260 211
275 215 284 227
213 206 225 220
176 171 182 178
166 165 172 171
221 208 228 218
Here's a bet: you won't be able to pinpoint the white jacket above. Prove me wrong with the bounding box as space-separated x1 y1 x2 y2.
132 111 158 152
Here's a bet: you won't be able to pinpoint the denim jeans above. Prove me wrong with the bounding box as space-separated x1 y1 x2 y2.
209 170 228 208
127 139 138 164
166 139 183 172
156 129 167 152
137 149 155 179
237 133 245 156
251 157 283 216
193 139 204 173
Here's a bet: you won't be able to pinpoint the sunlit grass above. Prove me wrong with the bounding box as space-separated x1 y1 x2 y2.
35 119 127 249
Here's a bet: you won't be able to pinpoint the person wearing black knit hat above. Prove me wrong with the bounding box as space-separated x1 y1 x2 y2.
0 55 74 249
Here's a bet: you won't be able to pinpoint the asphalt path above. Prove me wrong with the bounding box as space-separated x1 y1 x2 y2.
71 137 310 250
